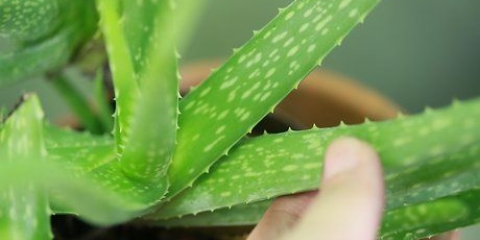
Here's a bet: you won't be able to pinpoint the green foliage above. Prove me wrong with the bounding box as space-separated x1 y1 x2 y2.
0 95 51 240
167 0 380 197
0 0 97 85
0 0 479 240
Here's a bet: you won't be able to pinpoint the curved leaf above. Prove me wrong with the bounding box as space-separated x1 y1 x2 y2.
154 99 480 223
168 0 382 197
0 95 51 240
0 0 97 85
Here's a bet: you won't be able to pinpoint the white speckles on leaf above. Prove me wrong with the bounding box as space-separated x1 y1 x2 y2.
265 68 276 78
285 11 295 20
297 2 306 9
238 54 247 63
217 110 229 120
304 9 313 18
263 30 272 40
216 126 226 134
349 9 359 17
268 49 279 58
272 31 288 43
248 69 260 79
287 46 300 57
204 137 225 153
321 28 329 35
246 53 263 68
260 92 272 102
299 23 309 33
227 90 237 102
199 87 211 97
219 77 239 90
283 37 295 47
282 165 299 172
241 89 253 99
338 0 353 9
220 192 232 197
315 15 333 31
240 112 251 122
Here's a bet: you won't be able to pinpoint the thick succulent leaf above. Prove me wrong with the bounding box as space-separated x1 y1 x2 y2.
44 124 115 175
0 160 151 226
380 189 480 240
96 0 139 154
152 200 272 227
118 0 179 184
154 189 480 239
0 95 51 240
385 146 480 210
94 70 114 132
168 0 381 197
0 97 151 236
152 145 480 230
0 0 60 40
99 0 205 184
156 191 480 239
0 0 97 85
122 0 161 76
153 98 480 225
42 124 166 215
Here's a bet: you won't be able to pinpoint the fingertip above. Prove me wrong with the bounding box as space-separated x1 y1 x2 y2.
282 137 385 240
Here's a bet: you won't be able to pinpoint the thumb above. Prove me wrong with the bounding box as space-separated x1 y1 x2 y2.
281 137 385 240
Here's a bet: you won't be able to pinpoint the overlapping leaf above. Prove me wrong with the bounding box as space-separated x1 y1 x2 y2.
0 95 51 240
0 0 97 85
98 0 205 185
150 98 480 239
168 0 382 197
2 0 480 239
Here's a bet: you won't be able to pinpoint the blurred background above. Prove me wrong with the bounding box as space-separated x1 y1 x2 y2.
1 0 479 238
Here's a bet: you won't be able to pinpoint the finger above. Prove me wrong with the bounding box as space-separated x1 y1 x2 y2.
281 137 385 240
247 191 318 240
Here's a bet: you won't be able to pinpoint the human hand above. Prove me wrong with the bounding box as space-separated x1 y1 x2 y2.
247 137 384 240
247 137 459 240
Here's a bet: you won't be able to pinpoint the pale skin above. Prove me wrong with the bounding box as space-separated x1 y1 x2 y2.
247 137 459 240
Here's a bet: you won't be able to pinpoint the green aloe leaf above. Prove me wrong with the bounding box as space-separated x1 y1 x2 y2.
153 99 480 223
94 70 115 132
0 95 51 240
168 0 381 197
0 99 150 233
96 0 139 155
155 191 480 239
117 0 179 184
380 190 480 240
97 0 174 188
44 124 115 175
30 125 166 223
152 200 272 227
98 0 205 184
0 0 60 40
0 0 97 85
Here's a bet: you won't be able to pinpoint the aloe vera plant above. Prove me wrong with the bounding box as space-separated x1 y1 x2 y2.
0 0 479 239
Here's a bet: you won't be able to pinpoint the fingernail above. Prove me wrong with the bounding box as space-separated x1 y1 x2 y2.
323 137 364 180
